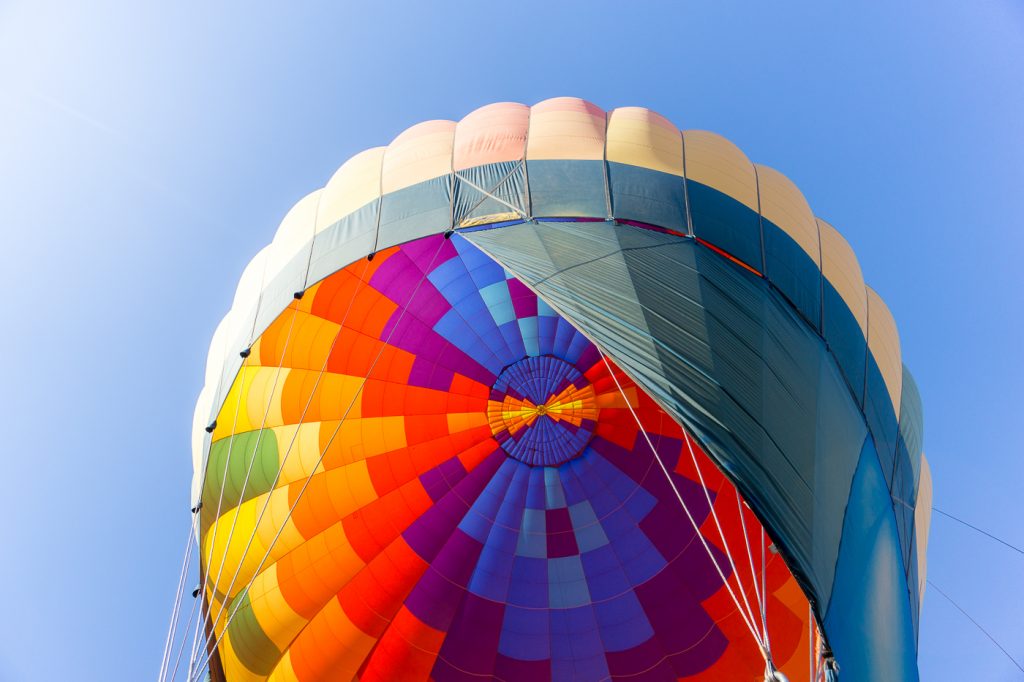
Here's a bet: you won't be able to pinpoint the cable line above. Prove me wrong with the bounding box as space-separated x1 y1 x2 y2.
932 506 1024 556
927 579 1024 675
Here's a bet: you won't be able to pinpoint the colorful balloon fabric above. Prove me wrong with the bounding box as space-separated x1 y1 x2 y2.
192 99 930 682
200 235 810 681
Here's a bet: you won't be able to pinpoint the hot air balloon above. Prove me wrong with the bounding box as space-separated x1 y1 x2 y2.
173 99 931 682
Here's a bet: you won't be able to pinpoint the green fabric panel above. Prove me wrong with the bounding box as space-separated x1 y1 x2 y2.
201 430 280 524
226 591 284 676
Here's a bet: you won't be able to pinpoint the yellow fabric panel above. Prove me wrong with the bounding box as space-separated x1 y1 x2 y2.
315 147 386 233
202 487 308 603
755 164 821 264
276 423 327 485
453 102 529 171
606 107 683 176
915 454 933 600
248 564 306 651
203 493 268 600
264 191 320 284
682 130 759 213
267 652 300 682
212 366 268 440
243 367 288 435
866 287 903 415
526 97 606 161
817 218 867 335
219 634 266 682
382 120 456 194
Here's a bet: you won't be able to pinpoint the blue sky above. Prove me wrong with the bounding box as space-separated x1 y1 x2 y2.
1 1 1021 679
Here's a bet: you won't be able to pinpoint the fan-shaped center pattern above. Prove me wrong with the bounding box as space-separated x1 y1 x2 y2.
488 356 598 466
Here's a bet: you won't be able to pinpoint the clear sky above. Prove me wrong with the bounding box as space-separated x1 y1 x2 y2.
0 1 1021 680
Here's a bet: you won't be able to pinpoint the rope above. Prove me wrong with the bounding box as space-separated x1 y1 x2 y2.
931 506 1024 556
195 256 372 648
927 579 1024 674
190 237 449 681
597 349 768 658
453 165 529 220
196 299 302 639
190 334 254 675
736 489 770 652
167 583 200 682
158 520 196 681
676 401 770 665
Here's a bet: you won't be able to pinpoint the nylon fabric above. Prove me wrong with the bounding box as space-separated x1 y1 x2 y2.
465 219 911 680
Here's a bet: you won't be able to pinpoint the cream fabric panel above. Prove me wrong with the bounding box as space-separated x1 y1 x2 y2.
866 287 903 415
606 107 683 176
915 454 933 600
818 218 867 335
315 147 386 233
756 165 821 265
453 102 529 170
682 130 759 212
526 97 606 161
230 246 272 347
381 120 455 194
264 190 321 284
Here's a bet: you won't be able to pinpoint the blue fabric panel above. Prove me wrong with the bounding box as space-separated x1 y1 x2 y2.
864 354 900 490
525 160 606 218
822 279 867 408
908 531 922 640
454 161 527 224
686 180 763 271
825 437 918 682
377 175 451 250
763 219 823 331
607 162 686 233
892 438 917 579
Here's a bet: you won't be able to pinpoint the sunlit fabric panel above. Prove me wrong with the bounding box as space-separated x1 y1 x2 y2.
681 131 763 271
199 234 814 681
865 288 903 490
818 219 868 406
756 165 822 331
605 108 687 232
525 97 607 218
